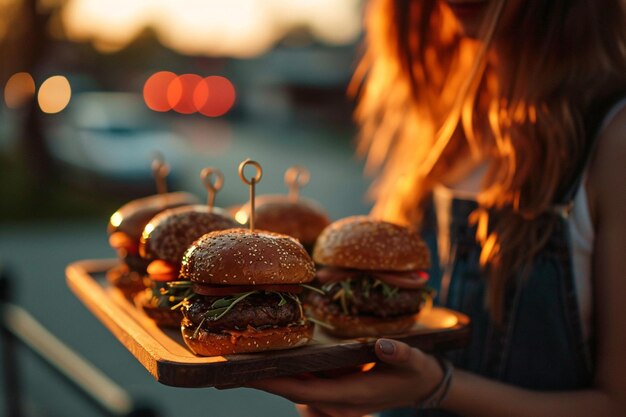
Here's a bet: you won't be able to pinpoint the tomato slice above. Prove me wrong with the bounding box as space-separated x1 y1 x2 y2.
147 260 179 282
193 283 303 296
109 232 138 254
315 267 429 289
372 271 429 289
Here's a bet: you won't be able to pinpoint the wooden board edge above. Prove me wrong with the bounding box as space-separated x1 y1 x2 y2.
66 259 472 388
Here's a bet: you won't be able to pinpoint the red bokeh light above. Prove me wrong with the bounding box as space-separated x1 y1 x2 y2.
143 71 177 112
168 74 202 114
193 76 236 117
144 71 236 117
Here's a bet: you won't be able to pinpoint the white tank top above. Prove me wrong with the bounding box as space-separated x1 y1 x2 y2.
434 97 626 342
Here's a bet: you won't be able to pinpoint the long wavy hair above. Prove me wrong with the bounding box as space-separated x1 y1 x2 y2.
352 0 626 319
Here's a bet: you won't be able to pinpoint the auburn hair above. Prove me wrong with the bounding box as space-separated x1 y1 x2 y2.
352 0 626 319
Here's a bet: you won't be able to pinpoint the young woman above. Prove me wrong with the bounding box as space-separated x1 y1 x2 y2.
248 0 626 416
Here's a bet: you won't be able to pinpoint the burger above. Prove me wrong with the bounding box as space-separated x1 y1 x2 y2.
234 195 331 254
179 228 316 356
107 192 199 297
136 206 240 327
307 216 432 338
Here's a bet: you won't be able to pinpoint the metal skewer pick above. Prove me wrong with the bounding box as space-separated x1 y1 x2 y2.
151 152 170 195
238 159 263 231
284 165 310 202
200 167 224 211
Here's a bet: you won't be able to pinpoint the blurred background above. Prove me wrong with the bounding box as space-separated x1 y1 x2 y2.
0 0 373 416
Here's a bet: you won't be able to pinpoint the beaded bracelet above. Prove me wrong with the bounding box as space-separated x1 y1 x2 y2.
415 357 454 410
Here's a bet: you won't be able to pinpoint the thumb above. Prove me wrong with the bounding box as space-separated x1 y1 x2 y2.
375 338 427 371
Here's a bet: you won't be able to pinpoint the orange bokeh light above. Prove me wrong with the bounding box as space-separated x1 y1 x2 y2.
4 72 36 109
38 76 72 114
143 71 177 112
193 76 236 117
167 73 202 114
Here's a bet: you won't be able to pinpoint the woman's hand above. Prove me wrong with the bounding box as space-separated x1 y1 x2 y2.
246 338 445 417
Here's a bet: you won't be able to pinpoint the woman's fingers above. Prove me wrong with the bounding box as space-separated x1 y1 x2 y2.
248 373 382 405
375 338 431 374
247 340 442 411
247 377 314 403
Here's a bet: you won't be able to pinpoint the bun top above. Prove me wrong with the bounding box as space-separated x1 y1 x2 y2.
108 192 199 242
313 216 430 271
181 228 315 285
238 195 330 245
139 205 240 263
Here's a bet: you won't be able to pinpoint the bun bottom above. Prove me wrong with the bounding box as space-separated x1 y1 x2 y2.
134 290 183 328
309 305 419 339
181 319 314 356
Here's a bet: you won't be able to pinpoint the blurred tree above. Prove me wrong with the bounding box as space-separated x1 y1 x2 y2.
1 0 57 185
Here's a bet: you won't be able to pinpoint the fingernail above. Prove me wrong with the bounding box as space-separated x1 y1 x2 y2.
378 339 395 355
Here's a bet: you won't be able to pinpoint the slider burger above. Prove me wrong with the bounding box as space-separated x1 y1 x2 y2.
234 166 331 254
236 196 331 254
308 216 431 338
107 192 199 297
179 228 316 356
137 206 240 327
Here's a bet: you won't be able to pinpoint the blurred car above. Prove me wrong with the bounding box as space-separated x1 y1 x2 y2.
46 92 190 191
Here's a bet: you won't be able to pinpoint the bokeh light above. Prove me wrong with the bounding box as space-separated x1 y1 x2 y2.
143 72 236 117
4 72 36 109
143 71 177 112
193 76 236 117
167 73 202 114
38 76 72 114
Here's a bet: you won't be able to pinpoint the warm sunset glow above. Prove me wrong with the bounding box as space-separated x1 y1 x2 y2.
234 209 248 225
167 74 202 114
361 362 376 372
38 76 71 114
4 72 36 109
109 211 123 228
143 71 177 112
62 0 151 52
142 223 155 240
61 0 362 57
193 76 236 117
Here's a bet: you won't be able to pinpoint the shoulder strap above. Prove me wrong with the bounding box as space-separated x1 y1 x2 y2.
556 91 626 205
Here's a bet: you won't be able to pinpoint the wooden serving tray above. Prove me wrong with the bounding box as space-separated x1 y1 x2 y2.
66 259 470 388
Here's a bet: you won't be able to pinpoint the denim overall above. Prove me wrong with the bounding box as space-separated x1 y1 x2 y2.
381 93 625 417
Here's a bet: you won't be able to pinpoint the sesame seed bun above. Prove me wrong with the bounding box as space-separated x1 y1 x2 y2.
181 320 314 356
180 228 316 285
139 205 240 264
107 192 199 243
312 216 431 271
242 196 331 247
